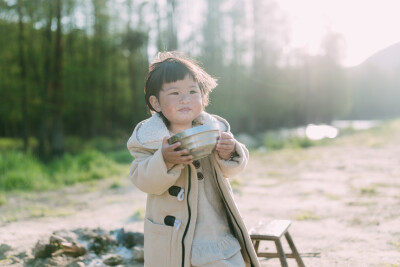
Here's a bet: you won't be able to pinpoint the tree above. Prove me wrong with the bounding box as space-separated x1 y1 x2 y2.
38 0 54 158
17 0 29 151
50 0 65 156
202 0 223 74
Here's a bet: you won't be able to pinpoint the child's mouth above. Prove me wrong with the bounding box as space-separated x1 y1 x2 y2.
179 107 191 112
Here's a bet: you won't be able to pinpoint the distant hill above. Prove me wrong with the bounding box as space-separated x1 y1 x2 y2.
353 42 400 72
346 42 400 120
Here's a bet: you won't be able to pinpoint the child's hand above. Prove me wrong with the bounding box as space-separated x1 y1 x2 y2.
216 132 235 160
162 137 193 169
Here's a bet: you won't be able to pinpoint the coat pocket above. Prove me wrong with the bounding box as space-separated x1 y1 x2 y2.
144 218 174 267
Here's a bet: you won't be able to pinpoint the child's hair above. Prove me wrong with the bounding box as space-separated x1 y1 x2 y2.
144 51 218 114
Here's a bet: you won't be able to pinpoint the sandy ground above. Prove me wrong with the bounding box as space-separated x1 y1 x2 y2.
1 126 400 267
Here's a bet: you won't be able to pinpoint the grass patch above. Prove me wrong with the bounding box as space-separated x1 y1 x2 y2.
360 186 377 196
0 194 7 205
263 134 321 150
109 180 123 189
258 119 400 152
129 208 145 221
0 205 75 222
348 217 362 226
230 179 241 190
346 201 376 207
28 206 75 218
325 193 340 200
333 119 400 148
261 129 335 151
0 148 131 192
267 170 285 178
295 210 320 221
389 239 400 251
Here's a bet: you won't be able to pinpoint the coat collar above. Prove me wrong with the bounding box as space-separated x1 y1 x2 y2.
129 112 229 150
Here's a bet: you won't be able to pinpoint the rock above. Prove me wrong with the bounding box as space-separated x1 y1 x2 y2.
89 235 117 255
53 230 79 244
132 233 144 247
28 255 72 267
32 240 57 259
52 242 87 257
103 254 124 266
9 255 20 263
0 258 13 266
24 228 145 266
0 243 12 259
115 229 144 248
46 255 73 266
73 228 104 241
15 250 29 259
131 246 144 262
73 228 116 255
65 261 86 267
50 234 68 244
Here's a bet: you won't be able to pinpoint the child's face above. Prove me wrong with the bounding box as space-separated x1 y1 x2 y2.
150 74 203 133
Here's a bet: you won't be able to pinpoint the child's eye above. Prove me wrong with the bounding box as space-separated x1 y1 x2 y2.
169 92 179 95
190 90 199 94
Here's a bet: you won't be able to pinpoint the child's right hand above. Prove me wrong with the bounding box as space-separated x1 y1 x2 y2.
162 137 193 169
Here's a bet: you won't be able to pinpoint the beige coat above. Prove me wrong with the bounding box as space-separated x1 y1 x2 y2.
127 112 260 267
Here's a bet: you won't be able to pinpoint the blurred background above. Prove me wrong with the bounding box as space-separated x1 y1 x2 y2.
1 0 400 191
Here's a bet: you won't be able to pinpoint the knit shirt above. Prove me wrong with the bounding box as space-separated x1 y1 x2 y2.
190 156 244 266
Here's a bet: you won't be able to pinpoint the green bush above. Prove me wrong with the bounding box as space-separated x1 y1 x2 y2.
65 136 88 154
263 133 318 150
263 133 286 150
0 137 38 152
0 151 50 191
108 149 133 164
49 150 122 185
0 148 130 192
287 136 316 149
87 137 127 152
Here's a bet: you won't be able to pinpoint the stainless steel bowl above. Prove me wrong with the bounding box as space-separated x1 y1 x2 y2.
168 123 220 160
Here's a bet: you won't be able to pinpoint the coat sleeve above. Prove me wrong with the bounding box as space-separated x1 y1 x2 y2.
129 145 183 195
212 139 249 178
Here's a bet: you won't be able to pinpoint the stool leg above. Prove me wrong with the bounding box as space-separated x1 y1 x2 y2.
274 239 288 267
285 232 305 267
253 240 260 255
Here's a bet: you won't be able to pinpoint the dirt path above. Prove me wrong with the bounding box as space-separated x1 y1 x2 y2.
1 126 400 266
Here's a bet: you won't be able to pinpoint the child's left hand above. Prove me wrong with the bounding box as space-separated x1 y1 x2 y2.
216 132 236 160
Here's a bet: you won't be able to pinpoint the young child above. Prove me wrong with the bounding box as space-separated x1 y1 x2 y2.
127 52 260 267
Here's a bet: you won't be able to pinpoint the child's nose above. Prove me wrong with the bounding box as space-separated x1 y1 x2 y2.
180 94 190 103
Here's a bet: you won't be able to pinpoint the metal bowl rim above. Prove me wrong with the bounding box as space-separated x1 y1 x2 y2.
169 123 220 144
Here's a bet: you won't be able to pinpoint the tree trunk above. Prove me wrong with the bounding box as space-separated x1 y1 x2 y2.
110 46 117 131
154 1 163 51
51 0 65 156
166 0 178 50
38 0 53 159
126 0 137 123
17 0 29 151
202 0 223 74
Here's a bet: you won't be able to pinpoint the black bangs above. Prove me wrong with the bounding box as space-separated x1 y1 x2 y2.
160 60 195 84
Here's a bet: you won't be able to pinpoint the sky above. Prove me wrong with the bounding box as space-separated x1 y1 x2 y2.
277 0 400 67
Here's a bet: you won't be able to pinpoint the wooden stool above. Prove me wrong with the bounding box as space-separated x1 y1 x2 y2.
250 220 305 267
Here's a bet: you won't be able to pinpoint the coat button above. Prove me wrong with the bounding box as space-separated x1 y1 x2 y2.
193 160 201 169
197 172 204 180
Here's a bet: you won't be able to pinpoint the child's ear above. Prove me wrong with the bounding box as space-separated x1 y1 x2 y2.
149 96 161 112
